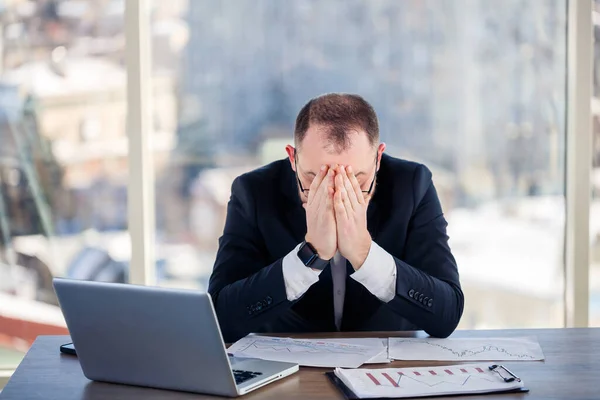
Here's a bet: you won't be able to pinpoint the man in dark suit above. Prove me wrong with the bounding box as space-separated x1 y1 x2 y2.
209 93 464 343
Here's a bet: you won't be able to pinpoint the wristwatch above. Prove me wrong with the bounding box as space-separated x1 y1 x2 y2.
297 241 330 270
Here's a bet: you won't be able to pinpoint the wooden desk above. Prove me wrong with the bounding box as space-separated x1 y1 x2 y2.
1 328 598 399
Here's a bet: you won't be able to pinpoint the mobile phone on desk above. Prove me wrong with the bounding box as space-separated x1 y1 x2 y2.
60 342 77 356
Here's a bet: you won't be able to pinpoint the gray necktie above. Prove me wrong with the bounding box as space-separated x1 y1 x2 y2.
330 252 347 330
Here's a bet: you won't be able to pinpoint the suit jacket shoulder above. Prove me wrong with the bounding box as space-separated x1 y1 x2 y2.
229 159 291 218
233 160 289 196
374 154 436 216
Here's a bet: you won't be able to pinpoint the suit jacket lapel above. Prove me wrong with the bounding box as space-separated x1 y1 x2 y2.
284 205 307 245
366 158 386 242
279 162 308 246
367 201 380 240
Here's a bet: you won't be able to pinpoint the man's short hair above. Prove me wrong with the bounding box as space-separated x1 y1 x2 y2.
294 93 379 152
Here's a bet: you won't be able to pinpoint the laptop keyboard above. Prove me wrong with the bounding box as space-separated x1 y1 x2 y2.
232 369 263 385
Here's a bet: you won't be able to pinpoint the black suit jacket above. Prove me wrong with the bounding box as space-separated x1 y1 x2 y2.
208 154 464 343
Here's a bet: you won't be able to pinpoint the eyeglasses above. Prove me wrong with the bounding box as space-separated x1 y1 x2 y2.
294 151 378 195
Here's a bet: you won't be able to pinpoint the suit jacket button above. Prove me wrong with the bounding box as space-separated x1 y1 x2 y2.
418 294 424 302
266 296 272 305
428 299 433 307
408 289 415 298
423 296 429 304
414 291 420 299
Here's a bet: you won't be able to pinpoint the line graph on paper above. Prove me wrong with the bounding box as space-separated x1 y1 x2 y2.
227 336 383 368
388 337 544 361
237 339 370 355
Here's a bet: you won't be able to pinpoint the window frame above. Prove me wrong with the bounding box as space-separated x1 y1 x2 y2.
565 0 592 327
126 0 156 286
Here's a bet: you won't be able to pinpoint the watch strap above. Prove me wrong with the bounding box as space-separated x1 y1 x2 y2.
297 241 330 270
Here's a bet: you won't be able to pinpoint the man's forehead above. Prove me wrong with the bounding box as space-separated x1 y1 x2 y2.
298 152 373 175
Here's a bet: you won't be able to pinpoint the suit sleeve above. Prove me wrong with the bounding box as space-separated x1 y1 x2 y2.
385 164 464 338
208 176 296 342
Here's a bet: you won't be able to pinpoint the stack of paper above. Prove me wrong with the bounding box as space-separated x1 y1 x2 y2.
227 336 387 368
228 335 545 368
333 364 526 399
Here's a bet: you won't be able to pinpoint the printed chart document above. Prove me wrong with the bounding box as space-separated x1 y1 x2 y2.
312 338 390 364
388 337 544 361
227 336 383 368
333 363 526 399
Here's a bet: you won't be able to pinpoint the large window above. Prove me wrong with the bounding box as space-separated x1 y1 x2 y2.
152 0 567 329
0 0 130 367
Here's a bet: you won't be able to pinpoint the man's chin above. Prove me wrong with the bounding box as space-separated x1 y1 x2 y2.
298 191 308 204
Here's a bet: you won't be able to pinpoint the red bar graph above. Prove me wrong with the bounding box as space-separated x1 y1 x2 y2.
353 364 514 395
382 372 399 387
366 372 380 385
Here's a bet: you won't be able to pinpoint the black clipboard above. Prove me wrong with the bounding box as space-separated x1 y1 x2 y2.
325 372 529 399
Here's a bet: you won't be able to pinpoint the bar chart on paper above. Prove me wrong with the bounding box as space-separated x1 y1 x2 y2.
227 336 383 368
334 364 525 398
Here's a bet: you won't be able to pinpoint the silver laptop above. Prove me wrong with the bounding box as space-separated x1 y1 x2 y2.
53 278 298 397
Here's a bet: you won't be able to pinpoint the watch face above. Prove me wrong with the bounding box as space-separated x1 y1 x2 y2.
298 242 318 266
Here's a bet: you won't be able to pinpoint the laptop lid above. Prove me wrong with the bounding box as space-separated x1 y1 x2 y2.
53 278 238 397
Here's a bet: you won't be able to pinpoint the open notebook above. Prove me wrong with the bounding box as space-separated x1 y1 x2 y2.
329 363 528 399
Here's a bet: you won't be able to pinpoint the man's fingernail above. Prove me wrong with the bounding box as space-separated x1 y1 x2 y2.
321 165 326 171
347 166 352 173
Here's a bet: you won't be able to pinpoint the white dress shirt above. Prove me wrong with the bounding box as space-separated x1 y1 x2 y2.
281 241 397 330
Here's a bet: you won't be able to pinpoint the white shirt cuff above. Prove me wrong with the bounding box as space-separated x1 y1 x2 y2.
350 241 397 303
282 243 322 301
